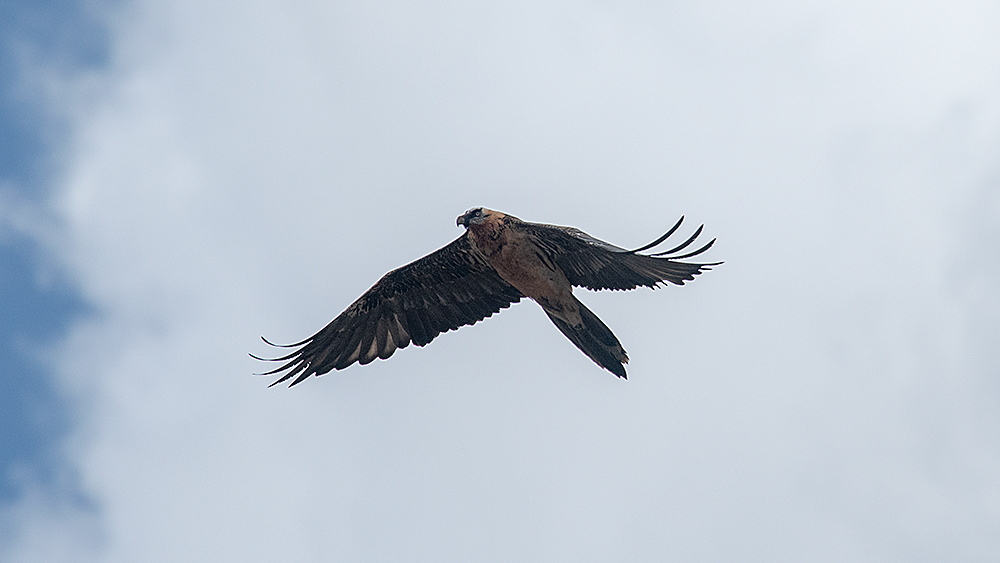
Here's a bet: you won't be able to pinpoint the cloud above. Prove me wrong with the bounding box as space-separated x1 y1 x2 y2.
6 0 1000 561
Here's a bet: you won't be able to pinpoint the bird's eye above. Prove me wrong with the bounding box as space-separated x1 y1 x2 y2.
474 209 482 216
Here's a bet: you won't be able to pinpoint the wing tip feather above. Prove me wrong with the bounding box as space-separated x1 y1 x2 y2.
628 216 685 253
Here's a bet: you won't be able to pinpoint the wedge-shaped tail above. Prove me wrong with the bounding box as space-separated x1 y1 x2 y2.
544 297 629 378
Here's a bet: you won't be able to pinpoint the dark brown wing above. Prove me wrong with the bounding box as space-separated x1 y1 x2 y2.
254 233 523 387
520 216 720 291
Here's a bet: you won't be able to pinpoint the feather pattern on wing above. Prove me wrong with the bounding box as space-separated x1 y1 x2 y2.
520 216 721 291
254 233 523 387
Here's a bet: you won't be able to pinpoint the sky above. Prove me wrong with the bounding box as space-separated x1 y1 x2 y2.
0 0 107 527
2 0 1000 561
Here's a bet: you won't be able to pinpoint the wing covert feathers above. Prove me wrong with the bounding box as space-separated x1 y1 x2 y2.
521 216 720 291
254 233 523 387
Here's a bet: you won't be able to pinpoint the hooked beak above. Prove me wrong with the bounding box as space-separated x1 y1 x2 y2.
456 213 467 227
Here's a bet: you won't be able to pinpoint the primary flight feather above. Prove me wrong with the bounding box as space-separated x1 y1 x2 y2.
254 208 719 386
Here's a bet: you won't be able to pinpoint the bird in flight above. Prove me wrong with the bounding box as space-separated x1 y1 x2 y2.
254 208 719 386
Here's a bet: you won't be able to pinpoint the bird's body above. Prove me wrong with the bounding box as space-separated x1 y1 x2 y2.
466 211 571 308
255 208 719 386
462 209 630 375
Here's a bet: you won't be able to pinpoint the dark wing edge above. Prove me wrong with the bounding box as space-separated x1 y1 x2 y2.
251 233 523 387
522 216 721 292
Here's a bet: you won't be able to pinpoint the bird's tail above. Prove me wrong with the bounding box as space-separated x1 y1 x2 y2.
544 297 629 378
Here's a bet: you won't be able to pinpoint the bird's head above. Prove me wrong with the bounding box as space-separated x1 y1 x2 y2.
457 207 489 228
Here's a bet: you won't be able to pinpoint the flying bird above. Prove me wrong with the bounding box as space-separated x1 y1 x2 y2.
254 208 719 386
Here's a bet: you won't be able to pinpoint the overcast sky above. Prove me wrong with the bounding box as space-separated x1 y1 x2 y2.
2 0 1000 561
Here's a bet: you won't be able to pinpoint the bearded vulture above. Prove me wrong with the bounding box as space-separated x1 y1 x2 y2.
254 208 719 386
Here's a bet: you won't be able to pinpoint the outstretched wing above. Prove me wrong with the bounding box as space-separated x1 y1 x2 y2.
254 233 523 387
521 216 720 291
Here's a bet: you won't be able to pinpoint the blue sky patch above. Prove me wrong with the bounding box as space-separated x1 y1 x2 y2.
0 0 115 505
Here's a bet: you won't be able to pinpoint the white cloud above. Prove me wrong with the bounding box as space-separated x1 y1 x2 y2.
7 0 1000 561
